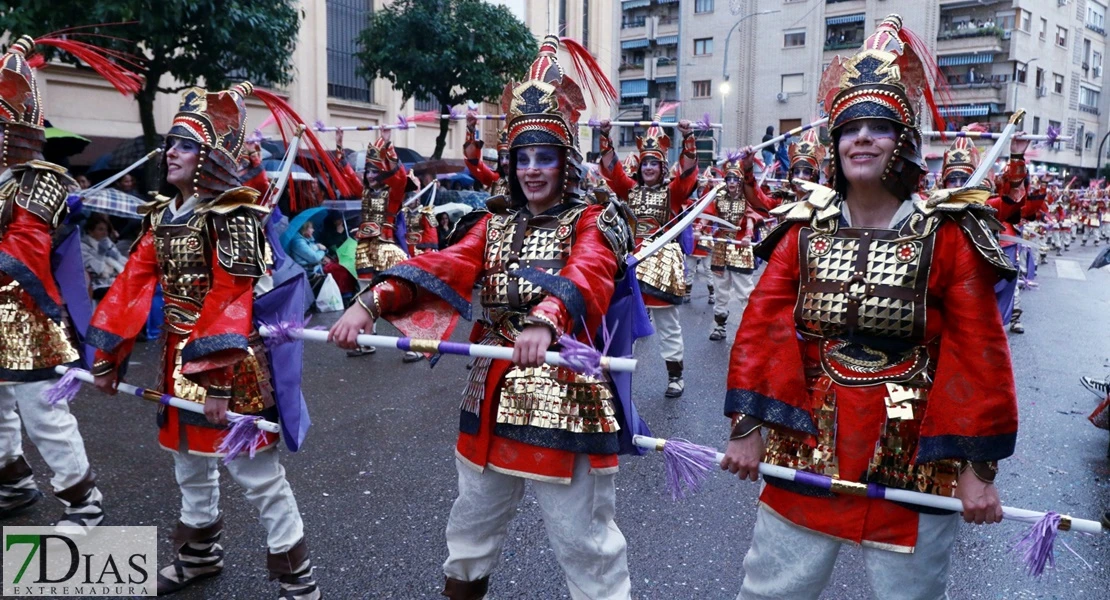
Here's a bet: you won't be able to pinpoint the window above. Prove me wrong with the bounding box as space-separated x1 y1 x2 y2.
1035 67 1045 88
1087 132 1096 149
694 38 713 56
1054 73 1066 93
996 12 1015 32
1032 116 1041 134
1015 61 1028 83
784 30 806 48
326 0 375 103
1080 85 1100 107
1057 26 1068 47
1019 9 1032 32
1089 2 1106 30
695 0 714 14
413 95 438 112
1039 18 1048 40
781 73 804 95
693 80 712 98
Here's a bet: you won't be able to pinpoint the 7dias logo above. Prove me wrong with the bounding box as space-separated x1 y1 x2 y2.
3 526 156 597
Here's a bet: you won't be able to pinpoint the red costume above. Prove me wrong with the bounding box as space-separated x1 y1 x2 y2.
354 136 410 279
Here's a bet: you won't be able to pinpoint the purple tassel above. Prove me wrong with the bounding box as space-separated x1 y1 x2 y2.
397 115 409 129
558 335 604 378
450 106 463 120
42 369 82 406
246 128 264 144
660 438 719 500
726 148 745 162
1014 512 1062 577
696 113 712 129
259 319 303 348
313 119 327 131
1039 125 1061 148
587 117 600 128
217 415 267 464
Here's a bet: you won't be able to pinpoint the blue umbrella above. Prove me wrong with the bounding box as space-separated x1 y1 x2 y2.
280 206 330 253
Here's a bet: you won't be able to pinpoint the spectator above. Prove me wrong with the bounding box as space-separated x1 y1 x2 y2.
761 126 776 173
114 173 139 196
436 212 454 250
290 219 358 300
75 174 91 189
81 213 126 300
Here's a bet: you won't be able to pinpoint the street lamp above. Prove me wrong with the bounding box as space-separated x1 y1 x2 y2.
720 9 780 153
718 81 732 155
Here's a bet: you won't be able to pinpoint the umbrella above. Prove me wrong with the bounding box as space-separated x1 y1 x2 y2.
89 135 163 174
414 158 466 176
44 126 90 158
260 139 286 161
280 206 330 252
437 171 475 188
261 159 314 182
335 237 358 279
78 188 144 219
432 201 474 222
1090 246 1110 270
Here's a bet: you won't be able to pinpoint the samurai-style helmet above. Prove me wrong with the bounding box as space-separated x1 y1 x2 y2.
500 34 615 205
165 82 255 199
495 128 510 156
788 128 826 181
621 152 640 179
721 149 746 179
637 114 671 166
940 132 980 187
1 34 140 168
364 135 399 177
818 14 945 198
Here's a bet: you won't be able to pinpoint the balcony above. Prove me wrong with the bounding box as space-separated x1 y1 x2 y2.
654 62 677 79
947 81 1007 104
621 23 647 40
1086 22 1106 36
618 64 645 79
1080 104 1101 115
656 17 679 38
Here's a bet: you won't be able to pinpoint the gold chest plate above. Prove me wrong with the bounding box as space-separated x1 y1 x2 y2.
359 187 394 237
715 195 748 227
479 208 579 316
152 208 210 326
629 185 669 237
795 227 933 341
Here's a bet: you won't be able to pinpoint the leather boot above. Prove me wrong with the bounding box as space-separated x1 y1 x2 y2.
709 313 728 341
269 537 320 600
54 468 103 534
156 517 225 595
442 575 490 600
0 457 41 519
665 360 684 398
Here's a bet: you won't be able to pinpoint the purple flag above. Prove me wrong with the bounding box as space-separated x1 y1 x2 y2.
51 230 94 368
253 275 311 451
602 272 654 455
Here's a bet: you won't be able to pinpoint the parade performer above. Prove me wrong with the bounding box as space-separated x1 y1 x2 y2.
597 114 699 398
0 34 140 531
1084 191 1104 246
464 113 510 198
354 127 411 280
940 132 1029 333
719 16 1018 599
689 165 720 305
706 153 761 342
329 34 638 600
88 83 320 599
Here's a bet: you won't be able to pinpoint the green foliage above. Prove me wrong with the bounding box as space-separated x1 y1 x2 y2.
0 0 301 94
356 0 535 157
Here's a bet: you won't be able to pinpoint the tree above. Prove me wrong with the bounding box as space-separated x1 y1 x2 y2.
0 1 301 184
356 0 535 159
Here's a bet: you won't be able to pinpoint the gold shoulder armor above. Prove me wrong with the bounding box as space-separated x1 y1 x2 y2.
9 161 77 229
209 205 268 278
198 186 268 216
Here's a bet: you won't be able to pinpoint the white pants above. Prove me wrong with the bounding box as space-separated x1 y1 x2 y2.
738 506 959 600
649 305 683 362
443 457 631 600
713 269 756 320
174 449 304 553
0 381 90 491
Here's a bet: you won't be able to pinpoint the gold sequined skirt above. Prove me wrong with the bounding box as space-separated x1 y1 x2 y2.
710 241 756 272
355 238 408 278
496 363 620 434
0 279 78 374
159 333 274 415
632 240 686 303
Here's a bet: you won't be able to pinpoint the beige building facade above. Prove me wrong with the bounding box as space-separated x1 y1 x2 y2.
26 0 617 173
667 0 1109 177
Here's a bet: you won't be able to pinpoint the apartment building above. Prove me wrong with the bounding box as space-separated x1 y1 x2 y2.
28 0 616 171
615 0 682 155
675 0 1110 177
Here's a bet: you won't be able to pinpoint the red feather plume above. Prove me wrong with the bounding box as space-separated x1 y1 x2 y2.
894 26 949 133
252 88 362 204
31 37 142 96
559 37 617 107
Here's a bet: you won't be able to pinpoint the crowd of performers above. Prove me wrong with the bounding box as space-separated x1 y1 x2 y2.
0 14 1103 600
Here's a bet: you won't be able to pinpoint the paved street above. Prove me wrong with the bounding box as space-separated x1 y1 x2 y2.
8 244 1109 600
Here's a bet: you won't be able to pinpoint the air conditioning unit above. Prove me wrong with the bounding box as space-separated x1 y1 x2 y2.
776 92 789 103
1058 0 1068 6
1036 86 1047 97
1095 66 1103 78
